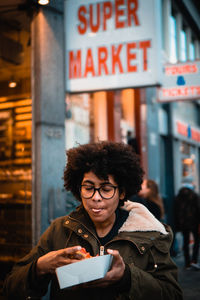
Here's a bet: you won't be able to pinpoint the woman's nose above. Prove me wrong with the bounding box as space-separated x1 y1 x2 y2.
92 189 102 201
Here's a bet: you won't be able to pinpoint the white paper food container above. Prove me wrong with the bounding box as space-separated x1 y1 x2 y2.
56 254 113 289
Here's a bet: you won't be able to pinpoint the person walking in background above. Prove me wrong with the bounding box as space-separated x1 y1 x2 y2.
138 179 165 222
174 187 200 270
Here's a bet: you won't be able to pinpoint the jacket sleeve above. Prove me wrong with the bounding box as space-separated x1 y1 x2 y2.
119 229 183 300
3 222 56 299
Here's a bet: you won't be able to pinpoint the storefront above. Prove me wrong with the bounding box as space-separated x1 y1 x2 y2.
157 59 200 195
173 118 200 193
0 0 200 294
0 4 32 287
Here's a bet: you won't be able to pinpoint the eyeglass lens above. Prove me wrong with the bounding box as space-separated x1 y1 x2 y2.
81 185 116 199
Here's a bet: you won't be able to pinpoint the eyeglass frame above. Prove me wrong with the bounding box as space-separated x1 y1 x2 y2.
80 184 118 199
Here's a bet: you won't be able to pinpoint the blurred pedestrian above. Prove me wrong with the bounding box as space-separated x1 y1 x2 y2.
138 179 165 222
174 187 200 270
127 130 139 154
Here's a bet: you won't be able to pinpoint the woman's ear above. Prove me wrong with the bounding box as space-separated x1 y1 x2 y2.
119 189 125 200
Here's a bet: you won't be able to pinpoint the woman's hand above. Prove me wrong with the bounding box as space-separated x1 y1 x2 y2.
83 249 125 288
36 246 83 276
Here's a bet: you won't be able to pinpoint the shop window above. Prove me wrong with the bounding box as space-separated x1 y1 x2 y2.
182 157 196 188
189 41 195 61
120 89 136 144
180 142 197 190
180 29 187 62
65 94 91 149
65 89 136 147
170 15 177 63
0 96 32 287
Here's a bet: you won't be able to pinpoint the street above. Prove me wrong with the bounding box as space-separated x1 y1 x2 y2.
173 251 200 300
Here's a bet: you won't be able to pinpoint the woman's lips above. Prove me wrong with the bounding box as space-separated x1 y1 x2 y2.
91 208 104 213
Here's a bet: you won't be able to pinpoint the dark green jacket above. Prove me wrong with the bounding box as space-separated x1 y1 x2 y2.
4 202 183 300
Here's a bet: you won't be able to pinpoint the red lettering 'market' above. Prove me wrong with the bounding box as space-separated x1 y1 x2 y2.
68 39 151 79
69 50 81 79
98 47 109 75
84 48 95 77
127 42 137 72
112 44 123 74
139 40 151 71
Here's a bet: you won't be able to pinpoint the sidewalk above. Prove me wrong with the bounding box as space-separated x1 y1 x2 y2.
172 253 200 300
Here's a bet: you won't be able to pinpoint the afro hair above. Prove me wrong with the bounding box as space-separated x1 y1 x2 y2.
64 141 144 203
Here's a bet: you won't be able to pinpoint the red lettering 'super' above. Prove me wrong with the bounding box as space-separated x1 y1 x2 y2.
77 6 87 34
103 1 112 31
128 0 140 26
89 3 100 33
115 0 125 29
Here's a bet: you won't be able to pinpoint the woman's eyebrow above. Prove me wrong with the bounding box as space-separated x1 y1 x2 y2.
82 180 112 185
82 180 94 185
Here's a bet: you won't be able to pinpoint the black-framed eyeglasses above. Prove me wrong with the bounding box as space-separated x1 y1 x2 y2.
80 184 118 199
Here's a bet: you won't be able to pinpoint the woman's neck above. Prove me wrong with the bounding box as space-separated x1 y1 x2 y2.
94 214 116 238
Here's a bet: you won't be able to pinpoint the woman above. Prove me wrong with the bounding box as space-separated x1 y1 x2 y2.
139 179 165 221
4 141 182 299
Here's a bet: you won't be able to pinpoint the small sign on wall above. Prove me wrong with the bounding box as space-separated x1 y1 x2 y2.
173 119 200 144
157 61 200 102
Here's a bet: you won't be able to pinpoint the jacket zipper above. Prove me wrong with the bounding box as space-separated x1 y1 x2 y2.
68 216 105 256
100 245 104 256
67 216 143 255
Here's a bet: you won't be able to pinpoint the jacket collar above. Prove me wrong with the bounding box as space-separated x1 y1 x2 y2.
65 201 167 235
119 201 167 235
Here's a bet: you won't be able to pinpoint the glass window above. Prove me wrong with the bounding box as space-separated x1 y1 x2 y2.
170 15 177 63
65 89 136 149
189 42 195 61
180 30 187 61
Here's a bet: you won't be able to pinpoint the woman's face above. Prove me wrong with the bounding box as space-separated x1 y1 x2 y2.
81 171 124 227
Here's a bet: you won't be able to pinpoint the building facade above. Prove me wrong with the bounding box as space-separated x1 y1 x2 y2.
0 0 200 293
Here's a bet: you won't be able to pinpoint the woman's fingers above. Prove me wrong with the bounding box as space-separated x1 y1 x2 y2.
37 246 83 276
83 249 125 288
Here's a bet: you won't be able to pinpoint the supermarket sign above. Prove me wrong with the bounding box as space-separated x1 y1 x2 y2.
174 120 200 143
65 0 162 92
158 61 200 102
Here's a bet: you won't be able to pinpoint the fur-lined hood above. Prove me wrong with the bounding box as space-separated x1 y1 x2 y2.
119 201 167 235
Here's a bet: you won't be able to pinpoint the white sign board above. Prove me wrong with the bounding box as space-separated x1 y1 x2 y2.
65 0 162 92
157 61 200 102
